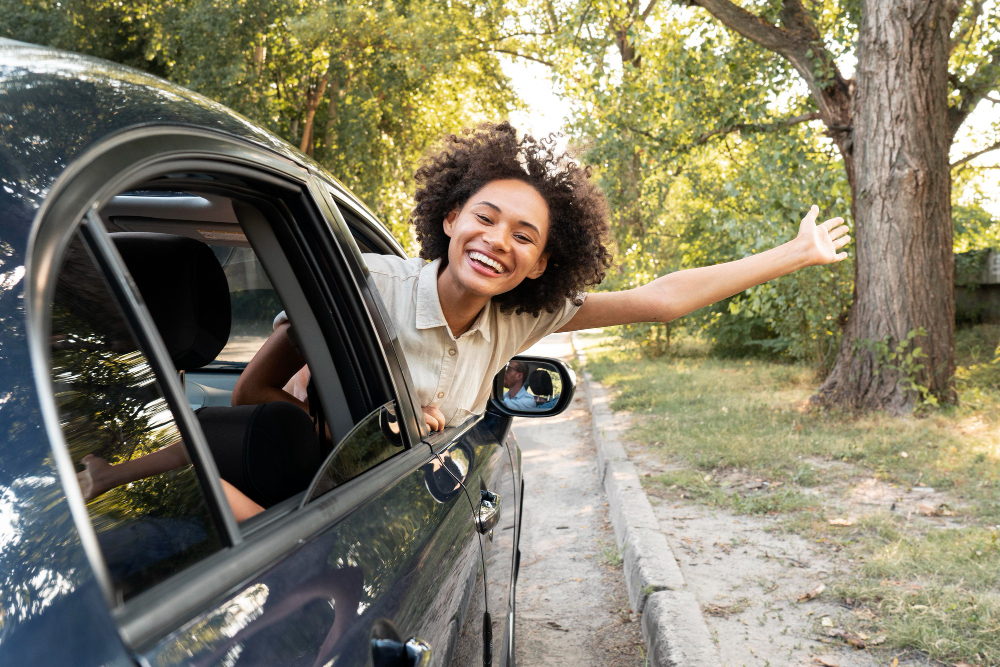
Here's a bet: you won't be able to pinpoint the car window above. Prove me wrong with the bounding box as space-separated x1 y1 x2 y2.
50 231 224 603
304 401 404 503
210 245 282 365
99 182 410 519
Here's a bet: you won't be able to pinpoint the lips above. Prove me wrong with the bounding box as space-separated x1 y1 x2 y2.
468 250 507 274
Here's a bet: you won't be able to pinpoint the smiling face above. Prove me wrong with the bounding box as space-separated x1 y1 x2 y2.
440 179 550 301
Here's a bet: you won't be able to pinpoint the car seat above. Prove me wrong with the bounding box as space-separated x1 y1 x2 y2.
112 232 322 508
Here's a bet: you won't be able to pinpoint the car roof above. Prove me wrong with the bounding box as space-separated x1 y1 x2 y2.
0 38 388 246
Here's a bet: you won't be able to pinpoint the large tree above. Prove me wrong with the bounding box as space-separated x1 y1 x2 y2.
525 0 1000 413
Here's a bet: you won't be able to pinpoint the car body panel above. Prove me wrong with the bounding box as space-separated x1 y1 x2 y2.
138 442 485 667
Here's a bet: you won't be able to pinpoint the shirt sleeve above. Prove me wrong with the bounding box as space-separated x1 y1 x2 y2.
514 294 586 354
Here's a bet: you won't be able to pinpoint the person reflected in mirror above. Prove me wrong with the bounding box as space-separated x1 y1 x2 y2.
502 361 537 410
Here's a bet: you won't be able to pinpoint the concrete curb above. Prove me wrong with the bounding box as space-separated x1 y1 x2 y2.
572 335 720 667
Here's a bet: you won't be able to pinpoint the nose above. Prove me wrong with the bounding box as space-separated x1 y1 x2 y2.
483 222 511 253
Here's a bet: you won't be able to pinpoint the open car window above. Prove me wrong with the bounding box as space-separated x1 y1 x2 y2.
93 178 411 520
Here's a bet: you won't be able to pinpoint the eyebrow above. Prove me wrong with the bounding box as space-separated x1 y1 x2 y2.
473 200 542 236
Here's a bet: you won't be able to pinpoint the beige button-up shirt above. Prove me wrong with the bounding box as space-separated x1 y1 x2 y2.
364 253 581 426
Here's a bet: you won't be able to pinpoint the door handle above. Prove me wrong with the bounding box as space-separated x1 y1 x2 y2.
371 636 432 667
477 490 502 534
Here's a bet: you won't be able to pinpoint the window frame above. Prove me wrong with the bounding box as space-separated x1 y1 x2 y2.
26 126 434 651
310 180 429 445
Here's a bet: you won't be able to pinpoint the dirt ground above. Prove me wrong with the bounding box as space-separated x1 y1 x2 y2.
619 408 949 667
513 333 646 667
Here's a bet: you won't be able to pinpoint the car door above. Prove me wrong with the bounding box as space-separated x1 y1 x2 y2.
424 416 517 667
311 182 520 667
130 161 496 667
33 128 500 667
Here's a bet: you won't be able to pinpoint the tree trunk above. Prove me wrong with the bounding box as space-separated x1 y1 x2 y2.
300 70 330 156
815 0 955 413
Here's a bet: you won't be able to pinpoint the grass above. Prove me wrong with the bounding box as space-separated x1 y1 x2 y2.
600 540 624 568
579 324 1000 665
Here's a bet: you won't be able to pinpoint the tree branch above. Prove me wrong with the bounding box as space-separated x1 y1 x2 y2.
543 0 559 33
949 0 985 53
689 0 853 152
951 139 1000 168
491 48 556 68
639 0 661 22
688 0 789 53
948 43 1000 137
624 111 821 148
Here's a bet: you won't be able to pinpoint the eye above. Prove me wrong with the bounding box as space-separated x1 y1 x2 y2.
515 234 534 244
476 214 493 224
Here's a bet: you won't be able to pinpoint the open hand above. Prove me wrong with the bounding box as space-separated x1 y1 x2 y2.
421 406 446 432
796 205 850 265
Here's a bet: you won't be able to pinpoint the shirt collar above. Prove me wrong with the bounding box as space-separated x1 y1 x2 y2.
414 258 493 342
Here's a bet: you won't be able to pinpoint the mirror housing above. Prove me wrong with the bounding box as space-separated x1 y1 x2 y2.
487 355 577 418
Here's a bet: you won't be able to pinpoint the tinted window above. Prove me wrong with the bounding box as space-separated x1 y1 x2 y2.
305 403 404 502
51 233 223 602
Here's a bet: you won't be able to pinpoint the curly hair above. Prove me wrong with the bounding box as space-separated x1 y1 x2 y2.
411 121 613 316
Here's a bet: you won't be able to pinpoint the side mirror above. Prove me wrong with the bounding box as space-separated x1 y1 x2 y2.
487 355 576 418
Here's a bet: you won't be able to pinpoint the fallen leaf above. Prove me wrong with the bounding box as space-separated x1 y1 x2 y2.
828 518 856 526
812 659 840 667
919 503 957 517
821 616 834 627
797 583 826 602
829 629 868 649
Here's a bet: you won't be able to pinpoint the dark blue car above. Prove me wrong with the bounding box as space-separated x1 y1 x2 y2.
0 38 575 667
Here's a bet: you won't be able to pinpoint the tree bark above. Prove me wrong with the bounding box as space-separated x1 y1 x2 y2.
299 69 330 156
815 0 955 413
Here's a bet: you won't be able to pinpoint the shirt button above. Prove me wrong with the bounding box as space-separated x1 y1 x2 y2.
448 348 457 356
437 391 445 399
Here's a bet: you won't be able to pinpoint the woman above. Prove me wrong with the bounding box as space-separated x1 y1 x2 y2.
236 121 849 432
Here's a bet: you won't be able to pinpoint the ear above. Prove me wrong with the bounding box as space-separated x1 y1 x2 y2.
526 252 549 280
443 207 459 237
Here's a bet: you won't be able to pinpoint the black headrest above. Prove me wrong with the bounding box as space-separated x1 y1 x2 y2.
528 369 553 396
112 233 231 370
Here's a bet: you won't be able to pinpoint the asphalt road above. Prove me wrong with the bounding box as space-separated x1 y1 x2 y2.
512 333 644 667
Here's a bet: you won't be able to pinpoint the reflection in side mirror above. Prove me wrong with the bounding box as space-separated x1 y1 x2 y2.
487 356 576 418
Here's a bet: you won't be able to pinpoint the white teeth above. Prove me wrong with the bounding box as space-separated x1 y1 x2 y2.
469 251 505 273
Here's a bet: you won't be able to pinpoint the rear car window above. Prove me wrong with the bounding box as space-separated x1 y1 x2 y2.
50 232 224 602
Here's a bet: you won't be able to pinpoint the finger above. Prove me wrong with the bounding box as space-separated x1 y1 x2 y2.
819 216 844 230
827 224 849 239
423 408 445 431
834 235 851 248
835 251 848 261
802 205 819 225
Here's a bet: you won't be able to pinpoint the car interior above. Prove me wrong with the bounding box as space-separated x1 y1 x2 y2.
50 171 408 601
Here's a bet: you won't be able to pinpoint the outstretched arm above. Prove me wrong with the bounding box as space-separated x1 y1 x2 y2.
560 206 850 331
